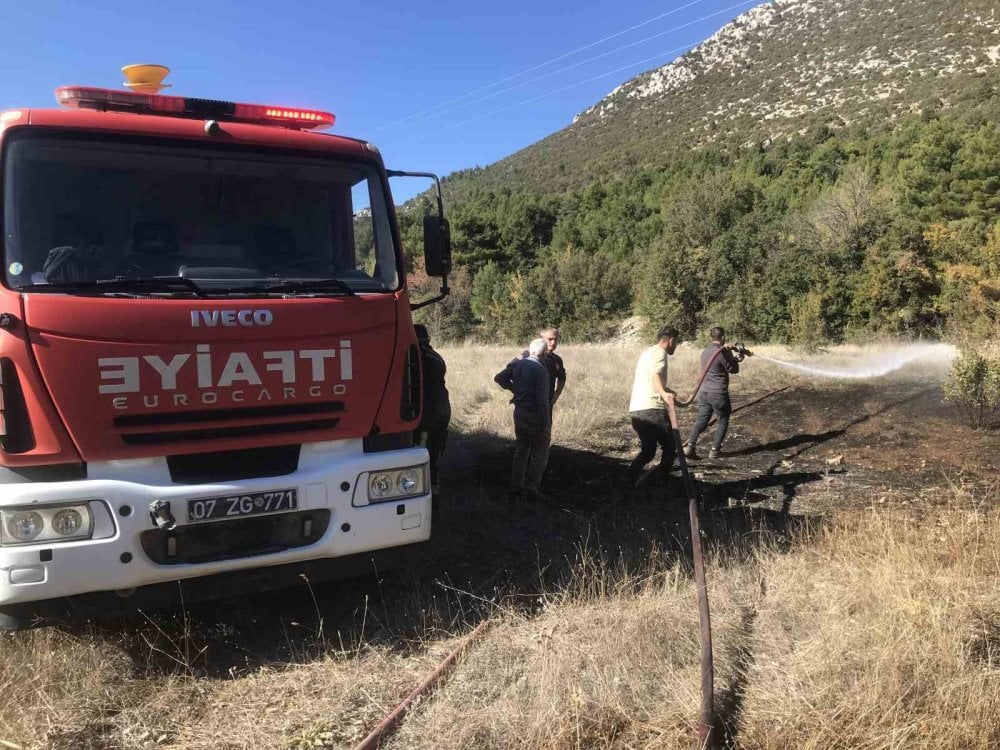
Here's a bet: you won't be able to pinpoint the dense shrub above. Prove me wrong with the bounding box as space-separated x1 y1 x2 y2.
470 262 513 339
411 266 476 342
503 250 633 342
942 347 1000 428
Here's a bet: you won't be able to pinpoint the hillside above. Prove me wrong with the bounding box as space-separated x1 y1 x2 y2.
443 0 1000 200
400 0 1000 349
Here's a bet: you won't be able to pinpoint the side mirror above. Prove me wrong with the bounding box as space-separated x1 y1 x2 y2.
423 215 452 277
386 169 452 309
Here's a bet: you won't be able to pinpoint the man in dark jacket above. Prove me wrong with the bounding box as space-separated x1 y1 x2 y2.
413 325 451 494
684 326 744 460
538 327 567 412
494 337 551 500
508 327 567 415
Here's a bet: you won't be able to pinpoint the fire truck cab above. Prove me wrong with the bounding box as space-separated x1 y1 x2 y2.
0 66 451 629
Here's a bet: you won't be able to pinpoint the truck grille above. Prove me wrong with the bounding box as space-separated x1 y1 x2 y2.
0 358 35 454
400 344 420 421
114 401 344 446
140 509 330 565
167 445 300 484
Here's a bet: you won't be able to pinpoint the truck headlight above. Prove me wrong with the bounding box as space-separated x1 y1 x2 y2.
370 473 394 499
365 465 426 502
51 509 84 536
397 469 419 494
1 503 94 546
4 511 43 542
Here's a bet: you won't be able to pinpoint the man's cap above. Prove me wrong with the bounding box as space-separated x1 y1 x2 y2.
414 324 430 341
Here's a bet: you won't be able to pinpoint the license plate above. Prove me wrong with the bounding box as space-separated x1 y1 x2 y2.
186 489 298 523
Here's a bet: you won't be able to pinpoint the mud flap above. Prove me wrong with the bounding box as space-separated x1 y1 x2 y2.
0 605 32 632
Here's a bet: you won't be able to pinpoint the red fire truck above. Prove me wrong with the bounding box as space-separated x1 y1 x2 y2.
0 66 451 629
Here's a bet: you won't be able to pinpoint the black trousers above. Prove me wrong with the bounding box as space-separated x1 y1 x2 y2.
687 392 732 451
415 412 450 491
512 407 551 491
629 408 676 476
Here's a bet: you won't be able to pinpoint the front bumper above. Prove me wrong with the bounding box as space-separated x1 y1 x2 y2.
0 440 431 607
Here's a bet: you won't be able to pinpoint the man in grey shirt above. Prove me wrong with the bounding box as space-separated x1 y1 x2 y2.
684 326 744 460
494 338 552 500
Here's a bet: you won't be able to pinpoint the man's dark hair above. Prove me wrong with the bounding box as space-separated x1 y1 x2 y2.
656 326 679 342
413 324 430 342
710 326 725 342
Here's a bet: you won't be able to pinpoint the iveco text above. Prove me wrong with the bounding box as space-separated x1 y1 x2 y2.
190 309 275 327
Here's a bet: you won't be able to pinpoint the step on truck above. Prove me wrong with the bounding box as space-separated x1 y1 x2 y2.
0 65 452 630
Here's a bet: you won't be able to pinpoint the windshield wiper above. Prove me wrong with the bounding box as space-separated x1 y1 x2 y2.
21 276 207 297
236 278 357 297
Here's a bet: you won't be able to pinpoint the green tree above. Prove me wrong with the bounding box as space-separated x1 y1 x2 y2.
470 262 514 337
943 347 1000 429
412 267 476 342
504 250 632 341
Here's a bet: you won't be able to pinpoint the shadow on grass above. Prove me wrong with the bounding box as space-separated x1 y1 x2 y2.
36 422 828 685
111 427 828 675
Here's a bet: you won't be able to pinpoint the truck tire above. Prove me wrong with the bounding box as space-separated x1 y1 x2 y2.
0 607 31 632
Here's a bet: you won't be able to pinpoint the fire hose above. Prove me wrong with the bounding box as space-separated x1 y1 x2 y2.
667 341 751 747
353 619 490 750
678 342 752 407
351 343 752 750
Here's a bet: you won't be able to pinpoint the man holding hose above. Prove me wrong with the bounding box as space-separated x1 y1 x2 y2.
684 326 744 460
627 326 680 487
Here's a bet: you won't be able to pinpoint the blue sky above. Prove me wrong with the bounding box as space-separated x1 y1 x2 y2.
1 0 758 202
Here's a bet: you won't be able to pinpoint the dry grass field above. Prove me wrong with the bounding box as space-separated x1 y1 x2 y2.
1 344 998 749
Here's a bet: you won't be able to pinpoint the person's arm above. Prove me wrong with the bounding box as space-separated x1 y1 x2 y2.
651 366 676 403
537 368 552 434
494 363 514 391
552 381 565 405
552 362 567 404
722 345 740 374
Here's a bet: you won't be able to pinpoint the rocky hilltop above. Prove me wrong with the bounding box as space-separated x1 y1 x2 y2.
446 0 1000 198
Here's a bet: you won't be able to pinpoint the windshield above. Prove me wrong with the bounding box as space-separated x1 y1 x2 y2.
2 134 398 294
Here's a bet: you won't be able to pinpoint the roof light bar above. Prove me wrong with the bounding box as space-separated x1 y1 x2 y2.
54 86 335 131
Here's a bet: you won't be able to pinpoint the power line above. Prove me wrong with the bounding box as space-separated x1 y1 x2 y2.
446 47 696 129
418 0 757 123
375 0 718 131
397 42 701 145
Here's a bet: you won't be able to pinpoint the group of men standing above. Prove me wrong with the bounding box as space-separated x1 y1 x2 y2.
416 320 743 502
413 324 568 501
493 327 566 501
625 325 744 488
494 324 743 498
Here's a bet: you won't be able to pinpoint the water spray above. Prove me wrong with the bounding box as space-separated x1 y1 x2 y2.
751 343 955 380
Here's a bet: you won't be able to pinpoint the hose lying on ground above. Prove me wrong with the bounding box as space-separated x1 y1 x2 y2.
665 343 751 747
352 619 491 750
666 398 716 746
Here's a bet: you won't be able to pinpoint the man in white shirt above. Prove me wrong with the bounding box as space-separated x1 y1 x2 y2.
627 326 680 487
